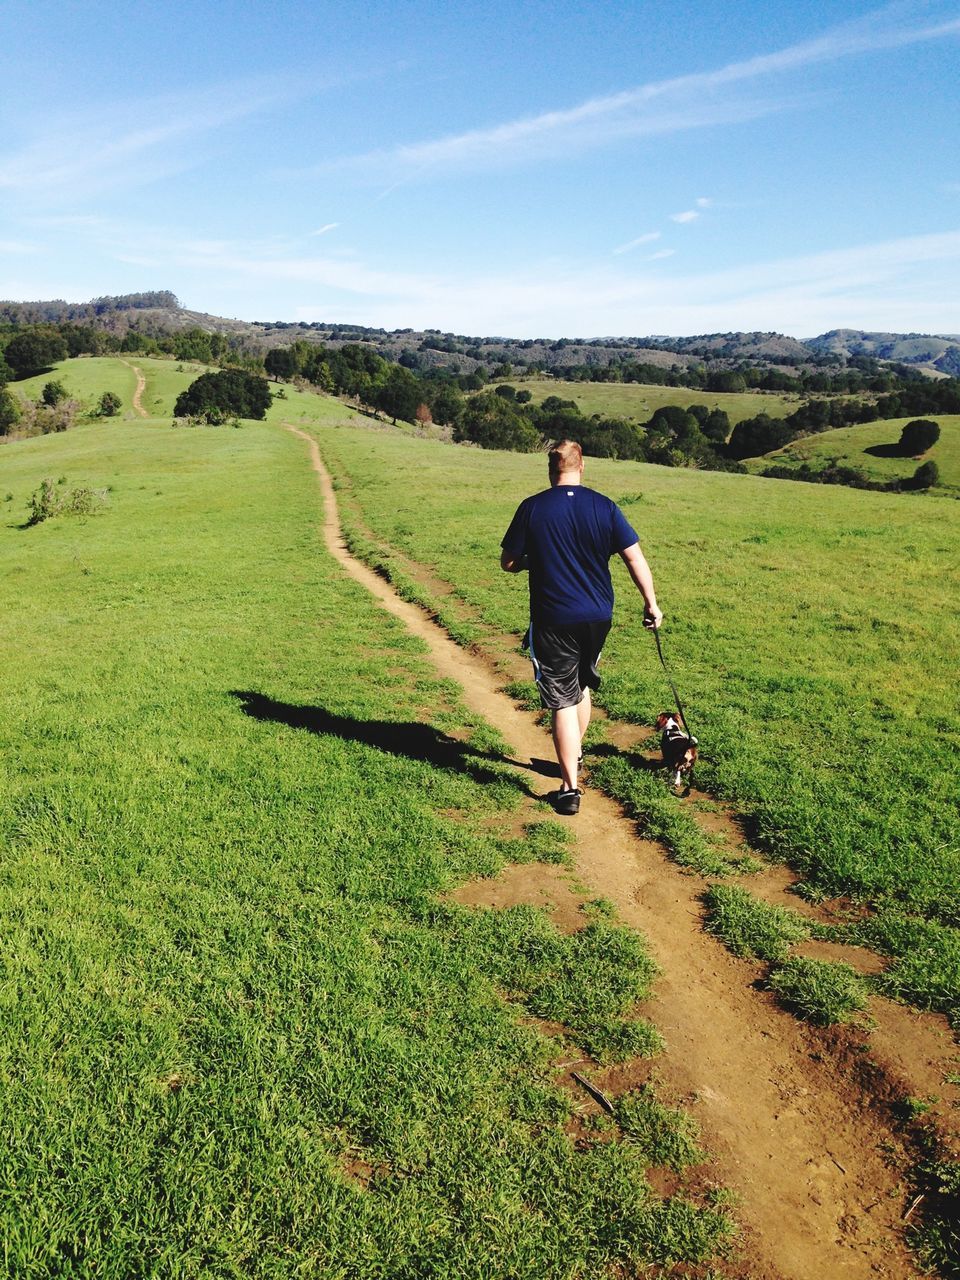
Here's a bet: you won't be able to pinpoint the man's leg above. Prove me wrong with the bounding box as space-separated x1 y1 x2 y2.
577 686 592 743
552 704 581 793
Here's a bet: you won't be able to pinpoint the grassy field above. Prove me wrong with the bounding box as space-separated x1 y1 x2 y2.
0 401 732 1273
504 378 799 423
11 355 142 419
10 355 212 422
748 414 960 490
299 401 960 1026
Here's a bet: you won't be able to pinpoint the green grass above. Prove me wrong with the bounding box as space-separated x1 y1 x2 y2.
703 885 816 961
504 378 799 424
748 414 960 490
0 408 732 1274
10 355 143 420
766 957 871 1026
7 354 202 424
302 410 960 1027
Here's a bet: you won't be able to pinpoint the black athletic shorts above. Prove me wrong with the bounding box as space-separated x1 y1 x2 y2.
527 619 612 711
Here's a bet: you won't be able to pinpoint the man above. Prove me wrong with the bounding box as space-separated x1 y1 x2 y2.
500 439 662 815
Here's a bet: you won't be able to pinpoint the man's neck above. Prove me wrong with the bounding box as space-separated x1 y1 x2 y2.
552 472 583 487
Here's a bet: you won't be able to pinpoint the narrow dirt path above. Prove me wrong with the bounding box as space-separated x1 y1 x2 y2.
119 360 148 418
286 424 925 1280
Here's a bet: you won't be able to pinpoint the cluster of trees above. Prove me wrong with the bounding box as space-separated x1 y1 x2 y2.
0 321 257 378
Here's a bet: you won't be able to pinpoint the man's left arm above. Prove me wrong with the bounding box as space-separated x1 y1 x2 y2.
500 549 528 573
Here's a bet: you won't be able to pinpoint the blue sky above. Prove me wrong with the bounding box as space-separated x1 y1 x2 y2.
1 0 959 338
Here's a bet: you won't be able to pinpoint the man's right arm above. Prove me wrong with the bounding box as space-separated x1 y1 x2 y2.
619 542 663 628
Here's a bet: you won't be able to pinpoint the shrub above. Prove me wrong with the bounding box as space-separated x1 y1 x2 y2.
41 380 67 407
26 477 107 526
904 460 940 490
97 391 122 416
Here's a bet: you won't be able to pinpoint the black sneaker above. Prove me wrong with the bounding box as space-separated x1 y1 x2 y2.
554 787 581 816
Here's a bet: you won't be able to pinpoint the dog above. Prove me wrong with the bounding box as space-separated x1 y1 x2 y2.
655 712 698 790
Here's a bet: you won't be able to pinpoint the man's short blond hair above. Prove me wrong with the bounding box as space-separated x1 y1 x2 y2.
548 439 583 479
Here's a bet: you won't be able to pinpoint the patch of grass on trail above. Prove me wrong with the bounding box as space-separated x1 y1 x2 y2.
305 416 960 1025
0 415 731 1274
766 956 871 1026
749 414 960 491
505 379 798 425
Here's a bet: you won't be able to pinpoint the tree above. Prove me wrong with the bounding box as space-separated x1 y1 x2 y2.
897 419 940 456
265 347 297 381
455 393 540 452
0 388 21 434
98 391 122 417
374 365 421 424
425 381 464 428
4 328 68 377
726 414 797 460
42 380 67 407
174 370 272 421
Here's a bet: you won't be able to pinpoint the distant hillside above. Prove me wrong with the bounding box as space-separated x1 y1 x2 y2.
2 291 957 378
806 328 960 376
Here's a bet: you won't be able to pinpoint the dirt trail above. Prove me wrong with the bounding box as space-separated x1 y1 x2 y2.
286 424 931 1280
120 360 147 417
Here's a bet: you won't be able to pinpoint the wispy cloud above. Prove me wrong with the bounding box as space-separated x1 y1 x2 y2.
310 223 339 236
695 196 713 208
309 6 960 182
0 74 329 201
613 231 661 255
0 239 39 254
670 210 700 224
99 219 960 338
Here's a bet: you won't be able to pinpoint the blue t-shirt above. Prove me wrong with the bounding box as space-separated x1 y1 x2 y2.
501 485 638 626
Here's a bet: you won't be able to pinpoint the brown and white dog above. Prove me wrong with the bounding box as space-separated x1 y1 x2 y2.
656 712 698 790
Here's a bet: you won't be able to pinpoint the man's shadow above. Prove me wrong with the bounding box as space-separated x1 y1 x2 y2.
230 690 534 794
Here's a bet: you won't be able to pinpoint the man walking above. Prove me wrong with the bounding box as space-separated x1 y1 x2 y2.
500 439 662 815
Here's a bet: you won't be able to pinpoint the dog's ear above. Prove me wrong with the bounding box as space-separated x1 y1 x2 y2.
655 712 670 729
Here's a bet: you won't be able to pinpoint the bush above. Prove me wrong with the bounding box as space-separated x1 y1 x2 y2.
903 460 940 490
97 391 122 417
898 419 940 456
173 370 272 422
26 478 107 526
41 380 67 407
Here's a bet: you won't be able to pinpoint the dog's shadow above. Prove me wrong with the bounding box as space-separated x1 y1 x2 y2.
587 741 664 773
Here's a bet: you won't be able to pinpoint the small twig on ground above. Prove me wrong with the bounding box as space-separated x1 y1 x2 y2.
571 1071 616 1115
902 1193 925 1222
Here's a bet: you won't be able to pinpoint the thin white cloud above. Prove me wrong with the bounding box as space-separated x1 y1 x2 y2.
310 223 339 236
107 222 960 338
0 73 336 201
647 249 676 261
0 239 38 254
670 210 700 224
613 231 661 255
696 196 713 208
311 7 960 180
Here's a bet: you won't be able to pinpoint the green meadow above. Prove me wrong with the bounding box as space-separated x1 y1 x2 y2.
0 394 732 1273
505 378 798 423
750 414 960 490
304 402 960 1025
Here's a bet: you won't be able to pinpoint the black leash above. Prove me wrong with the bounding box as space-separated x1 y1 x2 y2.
651 626 695 741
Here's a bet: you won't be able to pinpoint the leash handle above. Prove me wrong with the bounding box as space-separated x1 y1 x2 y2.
652 627 694 740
